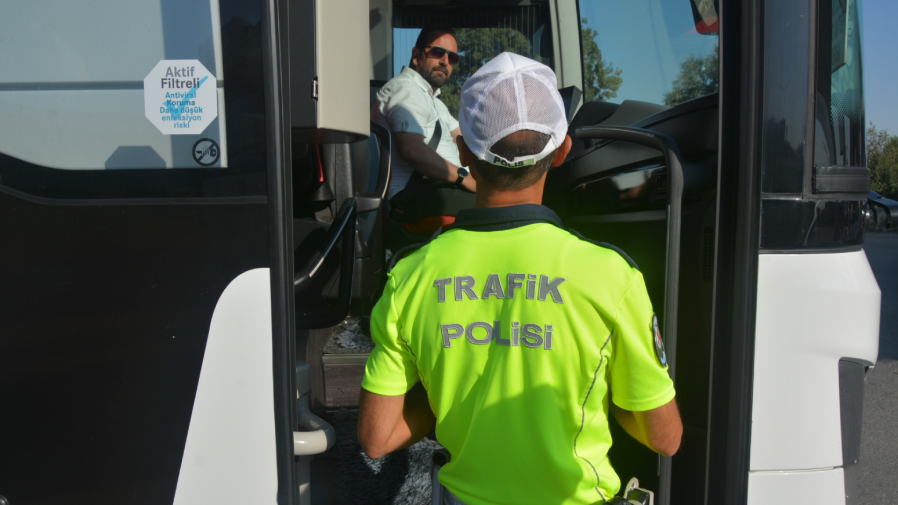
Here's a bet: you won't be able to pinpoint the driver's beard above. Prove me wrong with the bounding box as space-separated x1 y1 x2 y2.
422 66 449 89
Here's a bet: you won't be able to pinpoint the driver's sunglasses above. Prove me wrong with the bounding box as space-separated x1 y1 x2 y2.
420 45 460 65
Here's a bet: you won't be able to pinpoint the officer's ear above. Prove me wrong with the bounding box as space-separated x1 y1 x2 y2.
456 135 476 174
550 135 573 168
410 47 421 69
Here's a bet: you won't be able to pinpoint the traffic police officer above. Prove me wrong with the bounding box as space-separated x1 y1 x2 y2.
358 52 682 505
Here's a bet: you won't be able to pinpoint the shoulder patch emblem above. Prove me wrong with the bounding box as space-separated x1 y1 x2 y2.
652 314 667 367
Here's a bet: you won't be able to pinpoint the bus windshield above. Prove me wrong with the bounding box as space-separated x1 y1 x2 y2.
577 0 719 107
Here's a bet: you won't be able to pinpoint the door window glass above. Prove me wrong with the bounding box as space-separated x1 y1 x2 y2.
814 0 865 168
577 0 719 107
0 0 267 198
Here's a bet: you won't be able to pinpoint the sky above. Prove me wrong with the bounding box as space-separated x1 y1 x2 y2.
393 28 420 77
863 0 898 134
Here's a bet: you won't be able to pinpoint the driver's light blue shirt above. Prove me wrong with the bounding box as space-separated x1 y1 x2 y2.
372 66 461 199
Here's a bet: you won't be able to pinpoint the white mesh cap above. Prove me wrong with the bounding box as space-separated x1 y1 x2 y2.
459 52 568 168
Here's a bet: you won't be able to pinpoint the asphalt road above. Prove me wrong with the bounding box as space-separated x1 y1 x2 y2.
857 232 898 505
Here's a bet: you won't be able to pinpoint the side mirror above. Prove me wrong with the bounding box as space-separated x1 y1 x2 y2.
690 0 719 34
866 191 898 231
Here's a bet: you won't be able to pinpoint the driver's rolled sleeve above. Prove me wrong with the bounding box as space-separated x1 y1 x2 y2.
379 84 434 137
442 107 459 132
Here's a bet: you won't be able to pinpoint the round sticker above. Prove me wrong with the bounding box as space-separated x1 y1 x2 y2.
192 138 220 167
652 314 667 367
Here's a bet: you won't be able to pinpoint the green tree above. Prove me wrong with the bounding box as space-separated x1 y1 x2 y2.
439 28 545 117
580 18 623 102
663 43 719 107
868 124 898 199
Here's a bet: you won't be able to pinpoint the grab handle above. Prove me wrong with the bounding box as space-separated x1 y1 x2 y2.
574 125 684 379
293 362 335 456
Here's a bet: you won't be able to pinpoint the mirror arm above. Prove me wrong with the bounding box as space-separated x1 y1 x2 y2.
866 191 898 231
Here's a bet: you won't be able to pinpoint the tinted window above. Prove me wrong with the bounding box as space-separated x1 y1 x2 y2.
577 0 719 107
815 0 865 168
0 0 267 199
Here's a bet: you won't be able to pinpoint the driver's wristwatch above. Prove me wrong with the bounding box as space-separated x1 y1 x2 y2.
454 167 470 188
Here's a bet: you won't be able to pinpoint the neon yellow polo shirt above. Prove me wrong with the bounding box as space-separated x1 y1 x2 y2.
362 204 675 505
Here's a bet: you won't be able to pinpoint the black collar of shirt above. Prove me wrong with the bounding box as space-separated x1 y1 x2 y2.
448 204 564 232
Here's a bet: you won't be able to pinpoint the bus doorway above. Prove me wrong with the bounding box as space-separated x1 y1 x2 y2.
299 0 722 503
300 0 882 504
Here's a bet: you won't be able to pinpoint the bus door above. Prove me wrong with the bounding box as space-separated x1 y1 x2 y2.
0 1 303 504
551 0 886 504
740 0 880 503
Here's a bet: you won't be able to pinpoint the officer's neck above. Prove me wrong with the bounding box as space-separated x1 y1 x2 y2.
475 183 545 208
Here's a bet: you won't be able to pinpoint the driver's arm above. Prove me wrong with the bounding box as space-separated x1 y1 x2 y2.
610 398 682 457
358 388 436 459
394 132 476 192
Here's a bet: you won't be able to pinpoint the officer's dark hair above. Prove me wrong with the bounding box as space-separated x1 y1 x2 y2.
415 25 456 50
473 131 555 191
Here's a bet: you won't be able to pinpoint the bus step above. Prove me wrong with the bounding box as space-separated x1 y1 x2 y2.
322 353 369 409
320 316 373 409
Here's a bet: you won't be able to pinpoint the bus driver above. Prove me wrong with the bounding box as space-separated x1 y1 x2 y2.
359 53 683 505
372 26 476 231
